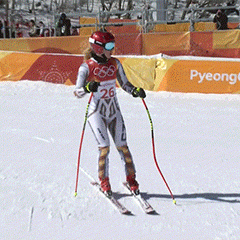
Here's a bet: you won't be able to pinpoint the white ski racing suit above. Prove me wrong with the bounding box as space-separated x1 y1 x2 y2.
75 56 136 180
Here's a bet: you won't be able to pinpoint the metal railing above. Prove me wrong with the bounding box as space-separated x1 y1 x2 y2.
0 4 239 38
75 5 240 33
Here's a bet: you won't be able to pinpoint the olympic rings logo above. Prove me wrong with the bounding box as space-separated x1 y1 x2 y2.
93 65 116 78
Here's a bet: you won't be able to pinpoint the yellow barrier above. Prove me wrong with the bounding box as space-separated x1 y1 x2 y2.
119 57 156 90
213 30 240 49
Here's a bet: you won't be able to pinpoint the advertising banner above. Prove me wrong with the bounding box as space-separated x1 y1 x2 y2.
120 55 240 93
2 51 240 94
0 51 84 85
0 51 41 81
155 57 240 93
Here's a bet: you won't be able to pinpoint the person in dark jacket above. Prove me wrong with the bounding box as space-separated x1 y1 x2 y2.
213 10 228 30
0 20 3 38
28 20 39 37
56 13 71 36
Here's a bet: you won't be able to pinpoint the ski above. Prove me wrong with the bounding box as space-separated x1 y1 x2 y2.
123 182 155 214
91 182 131 215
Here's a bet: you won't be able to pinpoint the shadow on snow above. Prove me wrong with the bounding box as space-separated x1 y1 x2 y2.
139 192 240 203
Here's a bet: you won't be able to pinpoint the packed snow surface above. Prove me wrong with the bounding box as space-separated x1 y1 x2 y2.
1 81 240 240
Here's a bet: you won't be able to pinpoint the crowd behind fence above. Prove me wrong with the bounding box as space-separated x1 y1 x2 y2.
0 4 240 39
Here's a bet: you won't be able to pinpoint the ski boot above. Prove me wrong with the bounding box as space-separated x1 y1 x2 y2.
126 174 140 195
100 177 112 197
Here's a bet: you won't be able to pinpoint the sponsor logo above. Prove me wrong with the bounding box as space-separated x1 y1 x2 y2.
38 60 72 84
190 69 240 85
93 65 116 78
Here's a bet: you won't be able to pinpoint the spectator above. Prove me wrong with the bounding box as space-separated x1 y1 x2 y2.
3 20 15 38
0 20 3 38
28 20 38 37
213 10 228 30
38 21 45 37
4 20 10 38
14 22 23 38
45 28 54 37
56 13 71 36
71 27 79 36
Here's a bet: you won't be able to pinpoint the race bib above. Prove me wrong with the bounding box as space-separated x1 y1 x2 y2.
99 80 116 99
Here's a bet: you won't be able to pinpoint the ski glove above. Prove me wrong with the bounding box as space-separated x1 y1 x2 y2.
74 89 86 98
84 81 100 93
131 87 146 99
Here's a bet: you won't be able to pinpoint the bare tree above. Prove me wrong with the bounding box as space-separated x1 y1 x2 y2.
11 0 16 12
31 0 35 13
181 0 192 20
5 0 9 21
118 0 122 11
100 0 115 11
125 0 133 18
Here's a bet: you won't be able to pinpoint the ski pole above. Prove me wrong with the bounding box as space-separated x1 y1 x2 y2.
74 92 93 197
141 98 176 204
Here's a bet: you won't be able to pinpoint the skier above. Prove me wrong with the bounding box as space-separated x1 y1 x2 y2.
74 30 146 196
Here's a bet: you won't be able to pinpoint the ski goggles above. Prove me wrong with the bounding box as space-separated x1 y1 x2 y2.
89 37 115 51
104 42 115 51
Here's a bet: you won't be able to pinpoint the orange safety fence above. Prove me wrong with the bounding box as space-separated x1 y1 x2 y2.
106 19 142 55
189 32 213 56
142 32 190 55
79 17 97 36
153 22 190 32
153 22 238 32
106 19 141 34
114 33 142 55
1 28 240 58
79 18 141 36
0 35 89 54
0 34 141 55
78 18 239 36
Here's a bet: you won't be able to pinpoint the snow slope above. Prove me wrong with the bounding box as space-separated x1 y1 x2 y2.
1 81 240 240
